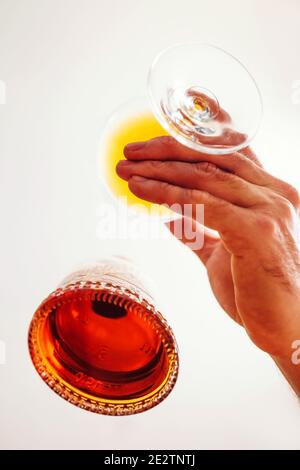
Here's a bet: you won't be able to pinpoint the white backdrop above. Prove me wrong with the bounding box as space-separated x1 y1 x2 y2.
1 0 300 450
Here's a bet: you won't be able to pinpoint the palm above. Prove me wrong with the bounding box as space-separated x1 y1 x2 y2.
202 237 241 324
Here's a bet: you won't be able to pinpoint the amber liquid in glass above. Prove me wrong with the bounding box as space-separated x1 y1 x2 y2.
102 110 169 214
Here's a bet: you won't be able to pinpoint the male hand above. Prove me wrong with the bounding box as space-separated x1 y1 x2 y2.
115 88 300 395
116 135 300 365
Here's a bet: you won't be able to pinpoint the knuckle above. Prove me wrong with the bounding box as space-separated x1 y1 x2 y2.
258 194 297 230
158 180 171 192
180 187 197 203
275 196 296 218
195 161 218 175
256 213 278 235
284 184 300 207
158 135 177 149
215 168 232 183
196 161 234 183
228 152 239 165
148 160 166 171
273 180 300 208
229 152 245 171
155 181 171 203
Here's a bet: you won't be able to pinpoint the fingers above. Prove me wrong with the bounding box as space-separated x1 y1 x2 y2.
125 131 246 157
124 136 300 209
116 159 265 207
240 146 263 168
127 175 244 232
124 136 268 186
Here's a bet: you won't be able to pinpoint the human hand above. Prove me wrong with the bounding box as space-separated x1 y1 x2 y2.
116 136 300 361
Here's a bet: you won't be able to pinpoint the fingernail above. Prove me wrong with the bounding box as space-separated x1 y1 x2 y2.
125 142 146 152
131 175 146 183
116 160 131 167
116 160 131 179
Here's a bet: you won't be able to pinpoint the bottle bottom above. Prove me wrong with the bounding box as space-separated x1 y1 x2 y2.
28 284 178 415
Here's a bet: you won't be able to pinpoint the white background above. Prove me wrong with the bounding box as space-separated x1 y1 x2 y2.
1 0 300 450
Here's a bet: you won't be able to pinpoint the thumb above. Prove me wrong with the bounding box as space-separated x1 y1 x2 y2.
165 217 220 266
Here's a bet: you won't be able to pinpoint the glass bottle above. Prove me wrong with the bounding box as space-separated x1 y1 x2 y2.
28 257 179 415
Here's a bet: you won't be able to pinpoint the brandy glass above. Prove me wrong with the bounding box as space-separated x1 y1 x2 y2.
148 43 263 155
100 43 262 216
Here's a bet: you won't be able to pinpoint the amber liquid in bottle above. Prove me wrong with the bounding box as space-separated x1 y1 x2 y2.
28 261 178 415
